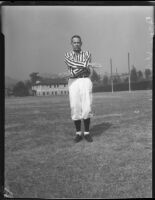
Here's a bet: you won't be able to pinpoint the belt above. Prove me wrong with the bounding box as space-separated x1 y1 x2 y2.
70 75 89 79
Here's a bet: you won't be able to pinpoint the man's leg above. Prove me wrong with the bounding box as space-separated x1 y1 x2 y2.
83 117 90 132
68 79 83 142
81 78 93 119
83 118 93 142
74 119 81 132
73 119 83 143
80 78 93 142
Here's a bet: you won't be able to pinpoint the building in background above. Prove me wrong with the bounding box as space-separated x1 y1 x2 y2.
32 79 68 96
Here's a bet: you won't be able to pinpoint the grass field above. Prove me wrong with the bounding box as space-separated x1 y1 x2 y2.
5 90 152 198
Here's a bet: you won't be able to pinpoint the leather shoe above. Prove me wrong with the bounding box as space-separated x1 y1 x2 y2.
74 134 83 143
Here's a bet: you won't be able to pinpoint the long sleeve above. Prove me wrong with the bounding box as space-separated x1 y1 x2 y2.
64 53 85 68
64 51 91 78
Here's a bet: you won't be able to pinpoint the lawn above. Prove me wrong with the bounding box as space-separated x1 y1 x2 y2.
5 90 152 198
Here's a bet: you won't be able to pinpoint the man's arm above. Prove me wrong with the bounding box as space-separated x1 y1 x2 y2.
88 66 94 78
86 53 93 78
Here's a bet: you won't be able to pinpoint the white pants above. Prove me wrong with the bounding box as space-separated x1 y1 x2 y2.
68 77 93 120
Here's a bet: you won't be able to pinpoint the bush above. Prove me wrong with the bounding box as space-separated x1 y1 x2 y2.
131 80 152 90
93 80 152 93
13 81 29 96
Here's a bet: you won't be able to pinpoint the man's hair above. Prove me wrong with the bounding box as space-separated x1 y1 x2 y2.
71 35 82 43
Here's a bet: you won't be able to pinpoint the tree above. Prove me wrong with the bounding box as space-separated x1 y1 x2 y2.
90 69 100 82
144 68 152 80
137 70 144 81
25 80 32 88
123 77 129 83
25 80 33 95
29 72 42 84
113 75 121 84
13 81 29 96
130 65 138 82
102 75 109 86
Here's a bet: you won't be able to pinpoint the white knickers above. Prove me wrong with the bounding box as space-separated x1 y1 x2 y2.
68 77 93 120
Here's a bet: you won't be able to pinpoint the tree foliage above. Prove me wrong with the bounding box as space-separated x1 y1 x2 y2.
144 68 151 79
137 70 144 81
130 65 138 82
113 75 121 84
29 72 42 84
91 69 100 82
102 75 109 86
25 80 32 89
13 81 29 96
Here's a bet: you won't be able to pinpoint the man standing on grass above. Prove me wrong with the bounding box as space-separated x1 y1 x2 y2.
64 35 93 143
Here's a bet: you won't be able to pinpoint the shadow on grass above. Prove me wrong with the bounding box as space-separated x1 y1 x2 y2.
91 122 112 137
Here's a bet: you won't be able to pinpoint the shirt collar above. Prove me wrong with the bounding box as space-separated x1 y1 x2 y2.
72 50 82 55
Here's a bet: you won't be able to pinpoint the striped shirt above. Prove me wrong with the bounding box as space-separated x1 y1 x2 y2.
64 50 91 78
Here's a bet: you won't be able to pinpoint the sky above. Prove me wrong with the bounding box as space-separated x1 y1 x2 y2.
2 6 154 80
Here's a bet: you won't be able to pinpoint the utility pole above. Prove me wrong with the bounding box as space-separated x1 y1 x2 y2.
128 53 131 92
110 58 113 93
0 4 5 196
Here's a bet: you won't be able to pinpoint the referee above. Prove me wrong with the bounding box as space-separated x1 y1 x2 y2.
64 35 93 143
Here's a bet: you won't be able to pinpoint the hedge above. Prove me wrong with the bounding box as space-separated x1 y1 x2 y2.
93 80 152 93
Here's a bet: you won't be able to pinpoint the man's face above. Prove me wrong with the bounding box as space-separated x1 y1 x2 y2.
71 37 82 52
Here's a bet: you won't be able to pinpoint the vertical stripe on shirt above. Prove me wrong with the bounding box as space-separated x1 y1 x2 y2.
64 50 91 78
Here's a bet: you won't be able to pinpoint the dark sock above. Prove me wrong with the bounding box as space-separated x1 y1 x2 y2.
83 118 90 132
74 120 81 132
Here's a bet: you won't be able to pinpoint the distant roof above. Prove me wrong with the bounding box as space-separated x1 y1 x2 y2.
33 78 68 86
